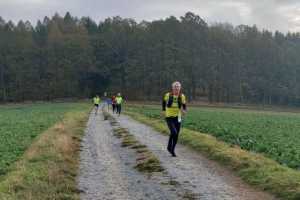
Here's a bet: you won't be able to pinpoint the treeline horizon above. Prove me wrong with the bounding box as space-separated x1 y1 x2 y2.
1 12 300 105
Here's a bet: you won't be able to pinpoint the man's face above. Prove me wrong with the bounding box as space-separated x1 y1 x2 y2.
172 84 181 94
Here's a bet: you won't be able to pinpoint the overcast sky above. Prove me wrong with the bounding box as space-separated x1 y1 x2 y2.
0 0 300 33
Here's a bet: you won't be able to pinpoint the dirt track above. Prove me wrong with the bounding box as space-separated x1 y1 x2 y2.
78 108 277 200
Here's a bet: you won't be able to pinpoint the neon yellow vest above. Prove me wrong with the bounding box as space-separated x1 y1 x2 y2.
94 97 100 104
164 93 186 117
116 96 123 104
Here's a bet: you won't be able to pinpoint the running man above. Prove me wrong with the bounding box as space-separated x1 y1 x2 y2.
115 93 123 116
93 95 101 115
111 95 117 113
107 98 112 111
103 91 110 111
162 81 187 157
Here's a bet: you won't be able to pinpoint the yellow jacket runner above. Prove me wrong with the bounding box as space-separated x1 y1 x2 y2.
116 96 123 105
162 92 186 118
93 96 100 105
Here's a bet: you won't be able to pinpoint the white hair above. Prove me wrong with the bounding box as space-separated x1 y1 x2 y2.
172 81 181 88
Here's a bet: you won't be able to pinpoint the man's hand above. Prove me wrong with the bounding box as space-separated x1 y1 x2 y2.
181 109 187 116
161 111 165 118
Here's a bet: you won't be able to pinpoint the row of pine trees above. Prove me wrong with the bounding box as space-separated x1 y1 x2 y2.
1 12 300 105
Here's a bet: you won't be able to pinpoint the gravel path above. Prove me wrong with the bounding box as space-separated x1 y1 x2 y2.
78 108 277 200
78 109 187 200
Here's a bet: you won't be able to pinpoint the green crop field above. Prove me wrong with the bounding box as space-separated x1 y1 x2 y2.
0 102 89 176
127 105 300 169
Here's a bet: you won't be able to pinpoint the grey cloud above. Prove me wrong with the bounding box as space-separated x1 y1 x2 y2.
0 0 299 32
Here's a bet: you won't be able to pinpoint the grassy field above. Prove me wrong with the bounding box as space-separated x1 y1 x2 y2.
0 102 89 177
0 103 91 200
127 105 300 169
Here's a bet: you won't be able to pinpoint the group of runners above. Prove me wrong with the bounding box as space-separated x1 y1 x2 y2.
93 81 187 157
111 93 123 115
93 93 123 116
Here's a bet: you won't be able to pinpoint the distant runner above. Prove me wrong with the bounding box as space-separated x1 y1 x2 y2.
112 95 117 113
103 91 110 111
93 95 101 115
116 93 123 116
162 81 187 157
107 98 112 111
